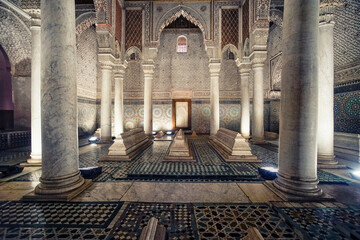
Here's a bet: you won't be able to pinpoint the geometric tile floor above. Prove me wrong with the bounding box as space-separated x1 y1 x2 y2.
0 201 122 240
194 203 299 239
276 205 360 240
0 201 123 228
0 201 359 240
9 138 353 185
108 202 197 239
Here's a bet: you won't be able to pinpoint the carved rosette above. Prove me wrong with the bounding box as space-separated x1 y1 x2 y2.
319 0 343 25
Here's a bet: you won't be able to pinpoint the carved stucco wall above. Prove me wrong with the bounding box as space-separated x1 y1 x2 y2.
0 5 31 129
265 22 282 93
76 25 98 99
219 54 241 91
153 29 210 92
334 0 360 71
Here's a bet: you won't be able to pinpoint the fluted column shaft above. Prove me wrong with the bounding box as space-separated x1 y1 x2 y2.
209 61 221 135
100 65 113 142
252 63 265 143
274 0 322 197
240 72 250 139
28 13 42 164
36 0 84 194
114 71 124 136
143 63 155 135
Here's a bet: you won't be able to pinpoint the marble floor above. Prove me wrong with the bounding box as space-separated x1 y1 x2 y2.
0 136 360 239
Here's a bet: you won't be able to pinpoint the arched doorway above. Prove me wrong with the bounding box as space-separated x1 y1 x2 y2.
0 45 14 130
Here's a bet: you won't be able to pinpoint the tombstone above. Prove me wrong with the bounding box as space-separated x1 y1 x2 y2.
139 217 166 240
100 128 152 161
209 128 260 162
164 129 195 162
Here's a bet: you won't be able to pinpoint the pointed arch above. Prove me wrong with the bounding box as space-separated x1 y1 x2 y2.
155 6 208 42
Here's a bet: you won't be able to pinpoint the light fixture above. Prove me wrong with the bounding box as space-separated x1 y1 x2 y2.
88 136 99 144
350 170 360 180
258 166 278 180
152 131 157 135
166 131 173 135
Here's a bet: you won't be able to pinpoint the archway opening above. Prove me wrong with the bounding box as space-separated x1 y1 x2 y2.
0 45 14 130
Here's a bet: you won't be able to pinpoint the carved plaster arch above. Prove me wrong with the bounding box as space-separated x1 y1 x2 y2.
243 38 250 57
221 44 239 59
125 46 142 61
269 9 283 27
155 6 208 42
0 6 31 73
76 12 97 38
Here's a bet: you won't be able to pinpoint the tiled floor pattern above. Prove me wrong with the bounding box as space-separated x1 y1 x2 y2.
0 201 122 239
108 202 197 240
194 203 299 239
0 201 359 239
276 205 360 240
8 138 352 184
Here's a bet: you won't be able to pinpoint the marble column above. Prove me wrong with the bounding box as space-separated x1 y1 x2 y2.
114 67 125 137
100 65 113 142
274 0 322 197
35 0 85 195
27 12 42 165
251 63 265 144
240 70 251 140
317 1 342 167
143 62 155 135
209 61 221 135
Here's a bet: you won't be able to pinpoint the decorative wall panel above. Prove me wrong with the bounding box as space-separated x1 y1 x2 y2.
221 8 239 49
125 10 142 51
242 0 249 45
115 0 122 43
334 0 360 70
334 90 360 134
77 98 98 136
76 26 98 99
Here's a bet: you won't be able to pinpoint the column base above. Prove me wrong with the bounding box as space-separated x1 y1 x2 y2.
272 171 324 198
317 154 347 169
21 156 42 167
250 137 267 145
99 137 113 144
265 181 333 201
22 179 92 202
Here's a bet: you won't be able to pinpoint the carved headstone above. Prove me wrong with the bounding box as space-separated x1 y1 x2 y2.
242 227 264 240
209 128 260 162
164 129 195 162
139 217 166 240
100 128 152 161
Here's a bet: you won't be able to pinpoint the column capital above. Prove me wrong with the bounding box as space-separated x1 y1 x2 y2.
236 57 252 74
28 9 41 28
100 64 113 70
142 61 155 75
113 63 127 76
252 62 265 69
209 59 221 74
319 0 343 25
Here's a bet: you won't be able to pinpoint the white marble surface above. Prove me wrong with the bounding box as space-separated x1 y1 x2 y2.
274 0 322 197
36 0 84 194
100 66 113 141
317 23 336 163
252 63 265 142
143 64 155 135
114 73 124 136
73 182 133 202
209 62 221 135
29 22 42 163
121 182 250 203
240 72 250 139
